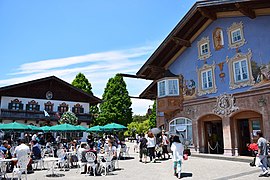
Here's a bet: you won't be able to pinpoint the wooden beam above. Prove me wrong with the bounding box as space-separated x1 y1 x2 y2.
172 37 191 47
198 8 217 21
235 3 256 19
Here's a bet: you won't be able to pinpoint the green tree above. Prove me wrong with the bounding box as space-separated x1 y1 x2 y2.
132 115 147 123
72 73 99 125
98 74 132 126
149 101 156 128
59 111 78 125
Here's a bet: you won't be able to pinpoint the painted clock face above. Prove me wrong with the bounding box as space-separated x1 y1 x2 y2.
46 91 53 100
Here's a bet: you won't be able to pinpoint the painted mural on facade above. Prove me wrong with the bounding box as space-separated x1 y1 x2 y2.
169 16 270 99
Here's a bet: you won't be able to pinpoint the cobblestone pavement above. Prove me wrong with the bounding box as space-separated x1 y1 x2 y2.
6 144 265 180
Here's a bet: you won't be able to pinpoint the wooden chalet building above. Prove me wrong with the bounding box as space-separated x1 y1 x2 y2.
0 76 101 127
135 0 270 156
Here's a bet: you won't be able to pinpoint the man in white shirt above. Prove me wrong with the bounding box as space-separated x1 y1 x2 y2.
14 139 30 159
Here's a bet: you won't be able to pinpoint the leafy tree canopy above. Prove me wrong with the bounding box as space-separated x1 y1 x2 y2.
72 72 93 95
72 72 99 125
98 74 132 126
149 101 156 128
133 115 148 123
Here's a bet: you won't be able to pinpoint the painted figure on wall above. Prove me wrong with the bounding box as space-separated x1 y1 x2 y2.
251 61 270 84
213 28 224 51
183 79 196 97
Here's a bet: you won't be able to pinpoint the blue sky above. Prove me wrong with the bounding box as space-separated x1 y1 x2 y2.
0 0 196 115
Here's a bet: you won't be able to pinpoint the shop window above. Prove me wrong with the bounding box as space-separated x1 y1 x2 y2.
169 117 193 145
44 101 54 112
26 100 40 111
72 103 84 114
8 99 23 110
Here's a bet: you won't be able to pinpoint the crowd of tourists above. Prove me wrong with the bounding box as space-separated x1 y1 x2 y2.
135 130 186 179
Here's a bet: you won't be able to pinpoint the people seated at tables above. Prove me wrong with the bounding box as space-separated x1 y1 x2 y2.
0 140 11 158
30 140 41 160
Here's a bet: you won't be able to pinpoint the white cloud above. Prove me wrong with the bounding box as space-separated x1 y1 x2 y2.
1 45 156 115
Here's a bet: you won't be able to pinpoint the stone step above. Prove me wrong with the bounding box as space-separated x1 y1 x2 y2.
191 153 254 163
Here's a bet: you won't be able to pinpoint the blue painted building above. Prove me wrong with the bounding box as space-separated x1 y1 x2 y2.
136 0 270 156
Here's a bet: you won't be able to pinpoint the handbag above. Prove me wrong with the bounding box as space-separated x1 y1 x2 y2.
255 156 262 167
183 154 188 160
183 149 191 156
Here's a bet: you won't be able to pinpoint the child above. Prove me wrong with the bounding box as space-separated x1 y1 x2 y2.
170 135 184 179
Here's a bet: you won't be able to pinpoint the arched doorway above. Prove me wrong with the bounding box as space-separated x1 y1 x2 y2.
169 117 193 145
198 114 224 154
231 110 262 156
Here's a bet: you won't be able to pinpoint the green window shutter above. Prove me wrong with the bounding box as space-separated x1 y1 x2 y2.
8 103 12 109
58 106 61 112
26 104 29 110
80 108 84 113
36 105 40 111
72 107 75 113
19 104 24 110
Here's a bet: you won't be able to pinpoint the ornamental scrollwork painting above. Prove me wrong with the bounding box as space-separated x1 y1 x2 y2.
213 94 239 116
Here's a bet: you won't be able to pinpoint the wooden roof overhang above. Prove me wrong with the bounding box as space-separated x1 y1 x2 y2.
0 76 102 105
137 0 270 99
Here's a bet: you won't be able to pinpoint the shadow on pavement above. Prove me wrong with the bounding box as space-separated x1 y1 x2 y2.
120 157 135 160
181 172 193 178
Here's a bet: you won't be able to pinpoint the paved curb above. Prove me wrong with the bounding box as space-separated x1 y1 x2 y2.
191 154 253 163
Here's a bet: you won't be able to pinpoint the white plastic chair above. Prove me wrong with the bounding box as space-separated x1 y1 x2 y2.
76 152 87 174
85 152 97 176
33 149 46 170
12 155 30 180
56 149 67 171
99 152 113 176
0 161 8 179
116 148 121 169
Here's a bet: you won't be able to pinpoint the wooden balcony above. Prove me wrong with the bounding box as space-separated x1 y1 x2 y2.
157 96 183 113
0 109 93 122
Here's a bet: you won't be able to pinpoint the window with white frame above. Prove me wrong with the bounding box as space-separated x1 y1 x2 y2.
201 69 213 90
169 117 193 145
233 59 249 82
197 62 217 96
157 79 179 97
197 37 211 60
200 43 209 55
158 80 166 97
227 22 246 49
226 49 253 89
231 29 242 43
168 79 179 95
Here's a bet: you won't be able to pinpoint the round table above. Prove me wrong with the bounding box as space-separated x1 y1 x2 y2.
43 157 62 177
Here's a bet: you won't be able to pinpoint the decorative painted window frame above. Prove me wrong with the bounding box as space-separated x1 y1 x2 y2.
227 22 246 49
196 61 217 96
197 37 212 60
226 49 254 89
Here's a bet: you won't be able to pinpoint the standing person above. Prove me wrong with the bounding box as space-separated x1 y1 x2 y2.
139 133 148 163
162 132 170 159
256 131 269 177
147 131 156 163
171 135 184 179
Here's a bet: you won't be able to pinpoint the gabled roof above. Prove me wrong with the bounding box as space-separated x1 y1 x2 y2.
0 76 101 104
136 0 270 80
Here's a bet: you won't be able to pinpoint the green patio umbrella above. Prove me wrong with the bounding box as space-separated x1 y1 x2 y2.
49 123 78 132
40 126 52 132
0 122 31 131
27 125 42 132
75 125 88 131
101 123 127 131
86 125 103 132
